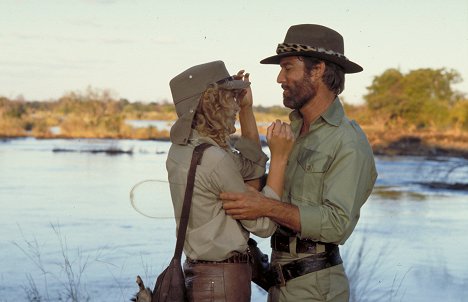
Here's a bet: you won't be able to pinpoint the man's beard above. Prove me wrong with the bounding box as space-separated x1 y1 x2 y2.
282 75 317 110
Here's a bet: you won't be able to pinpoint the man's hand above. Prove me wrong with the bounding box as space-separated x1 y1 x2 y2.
221 186 265 220
222 186 302 232
233 70 252 109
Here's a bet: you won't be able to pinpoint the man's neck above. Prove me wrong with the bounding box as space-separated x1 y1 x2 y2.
299 89 336 134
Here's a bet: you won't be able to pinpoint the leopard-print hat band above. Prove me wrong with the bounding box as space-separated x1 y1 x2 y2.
276 43 348 60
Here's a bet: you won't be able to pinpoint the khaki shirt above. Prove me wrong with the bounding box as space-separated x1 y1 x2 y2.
282 98 377 246
166 130 278 261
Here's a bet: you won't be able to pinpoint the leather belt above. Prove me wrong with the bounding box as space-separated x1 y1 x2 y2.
267 244 343 287
271 233 336 254
186 252 250 264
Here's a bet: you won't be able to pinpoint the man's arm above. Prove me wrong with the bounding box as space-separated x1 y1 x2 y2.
212 151 276 237
220 189 301 232
222 119 296 229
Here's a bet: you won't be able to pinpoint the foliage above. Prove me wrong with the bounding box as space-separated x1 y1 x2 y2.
0 87 290 139
1 70 467 140
364 67 466 129
0 88 174 139
449 100 468 129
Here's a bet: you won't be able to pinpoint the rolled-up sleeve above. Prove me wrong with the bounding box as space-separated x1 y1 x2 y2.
232 137 268 180
211 154 277 238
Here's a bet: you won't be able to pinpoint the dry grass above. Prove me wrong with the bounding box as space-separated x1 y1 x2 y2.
13 224 99 302
1 100 467 158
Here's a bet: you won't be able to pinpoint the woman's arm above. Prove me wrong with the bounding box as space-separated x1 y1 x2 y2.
234 70 264 190
265 120 295 198
235 70 261 148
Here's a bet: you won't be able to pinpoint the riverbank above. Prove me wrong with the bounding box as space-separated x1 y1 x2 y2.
2 127 468 159
363 127 468 159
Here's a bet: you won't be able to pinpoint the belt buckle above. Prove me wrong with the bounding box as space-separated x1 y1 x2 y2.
274 263 286 287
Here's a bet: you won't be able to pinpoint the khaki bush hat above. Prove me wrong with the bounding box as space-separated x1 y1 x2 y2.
169 60 250 145
260 24 363 73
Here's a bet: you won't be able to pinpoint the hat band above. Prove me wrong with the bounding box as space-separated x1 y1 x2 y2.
276 43 348 60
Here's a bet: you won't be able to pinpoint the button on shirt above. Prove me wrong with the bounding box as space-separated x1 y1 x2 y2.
166 130 278 261
283 98 377 245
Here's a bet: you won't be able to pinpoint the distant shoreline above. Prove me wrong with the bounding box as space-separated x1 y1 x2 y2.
2 129 468 159
363 128 468 159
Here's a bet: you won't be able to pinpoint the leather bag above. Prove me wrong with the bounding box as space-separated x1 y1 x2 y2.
152 143 212 302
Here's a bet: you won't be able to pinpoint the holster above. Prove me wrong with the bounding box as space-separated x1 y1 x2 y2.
247 238 271 291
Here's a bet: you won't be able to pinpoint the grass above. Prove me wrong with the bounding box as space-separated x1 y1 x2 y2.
12 214 465 301
14 225 411 302
12 223 159 302
342 232 409 302
13 224 94 302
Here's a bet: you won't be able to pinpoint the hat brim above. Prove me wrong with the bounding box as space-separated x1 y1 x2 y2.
170 79 250 145
170 104 197 145
260 51 363 74
218 79 251 90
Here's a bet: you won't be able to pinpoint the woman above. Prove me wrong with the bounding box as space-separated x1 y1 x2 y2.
166 60 293 301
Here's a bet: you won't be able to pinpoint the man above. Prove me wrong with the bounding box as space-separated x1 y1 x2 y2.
221 24 378 302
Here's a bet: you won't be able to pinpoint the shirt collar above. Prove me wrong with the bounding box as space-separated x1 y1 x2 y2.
289 97 344 129
321 97 344 127
189 129 220 147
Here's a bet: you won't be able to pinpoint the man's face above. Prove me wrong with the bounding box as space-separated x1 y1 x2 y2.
277 56 317 110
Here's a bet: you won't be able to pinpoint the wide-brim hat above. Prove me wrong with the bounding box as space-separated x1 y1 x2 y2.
169 60 250 145
260 24 363 73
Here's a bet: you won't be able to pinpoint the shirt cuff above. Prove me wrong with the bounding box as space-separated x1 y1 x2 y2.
261 185 280 201
297 203 322 240
233 137 268 167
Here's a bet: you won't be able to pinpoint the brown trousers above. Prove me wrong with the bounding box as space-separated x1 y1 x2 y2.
183 261 252 302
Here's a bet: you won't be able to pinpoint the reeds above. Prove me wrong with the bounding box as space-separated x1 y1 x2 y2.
13 224 94 302
342 233 409 302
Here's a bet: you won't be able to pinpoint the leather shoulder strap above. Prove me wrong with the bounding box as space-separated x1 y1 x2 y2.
173 143 212 259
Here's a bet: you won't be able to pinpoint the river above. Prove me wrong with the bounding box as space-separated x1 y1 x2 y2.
0 138 467 302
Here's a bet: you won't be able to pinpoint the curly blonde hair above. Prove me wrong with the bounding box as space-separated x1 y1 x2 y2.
192 85 240 148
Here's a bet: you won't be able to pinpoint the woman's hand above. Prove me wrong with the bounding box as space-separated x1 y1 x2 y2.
233 70 252 109
265 120 295 198
267 120 295 161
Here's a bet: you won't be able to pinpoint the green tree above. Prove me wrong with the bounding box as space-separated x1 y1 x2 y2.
365 68 404 114
450 99 468 130
364 68 463 128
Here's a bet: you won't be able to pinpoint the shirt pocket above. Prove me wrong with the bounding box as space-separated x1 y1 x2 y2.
290 147 332 203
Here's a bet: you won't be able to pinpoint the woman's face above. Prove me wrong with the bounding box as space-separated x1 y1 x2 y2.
193 87 240 147
223 92 240 134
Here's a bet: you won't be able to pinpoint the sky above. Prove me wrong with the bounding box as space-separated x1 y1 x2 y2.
1 0 467 107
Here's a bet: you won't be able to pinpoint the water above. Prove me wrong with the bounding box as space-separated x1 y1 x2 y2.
0 138 467 302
